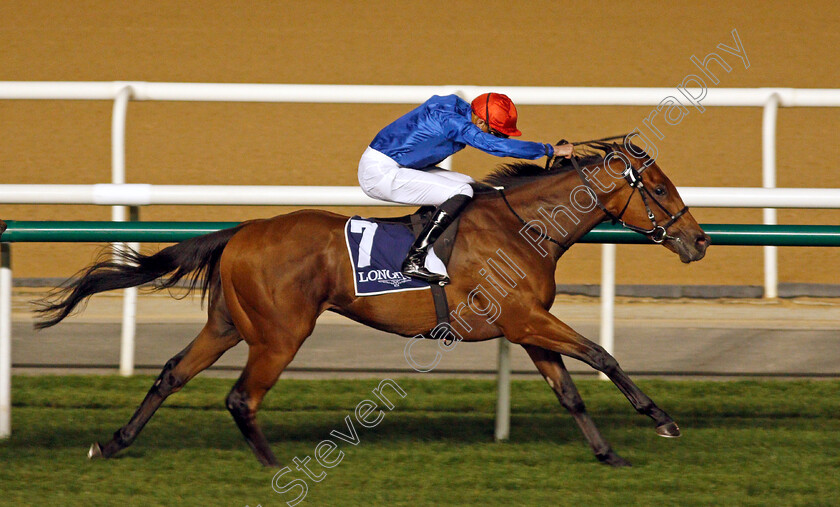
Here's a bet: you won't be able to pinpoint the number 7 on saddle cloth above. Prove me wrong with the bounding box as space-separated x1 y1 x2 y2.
344 217 448 296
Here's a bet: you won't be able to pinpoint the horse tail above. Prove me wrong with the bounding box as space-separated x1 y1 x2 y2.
34 224 246 330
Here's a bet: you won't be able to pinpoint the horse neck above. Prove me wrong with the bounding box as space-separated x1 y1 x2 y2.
501 170 610 260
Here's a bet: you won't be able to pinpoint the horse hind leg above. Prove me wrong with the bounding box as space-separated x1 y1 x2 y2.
89 317 241 460
523 344 631 467
223 298 319 466
220 252 320 465
224 342 302 467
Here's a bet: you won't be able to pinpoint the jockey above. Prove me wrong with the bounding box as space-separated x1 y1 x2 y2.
358 92 574 284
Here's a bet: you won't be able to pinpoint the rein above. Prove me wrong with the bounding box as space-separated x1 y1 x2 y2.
497 188 568 250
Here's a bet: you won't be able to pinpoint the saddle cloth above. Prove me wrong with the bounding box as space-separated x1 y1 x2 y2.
344 216 448 296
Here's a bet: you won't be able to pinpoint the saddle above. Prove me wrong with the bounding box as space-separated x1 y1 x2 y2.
378 206 461 265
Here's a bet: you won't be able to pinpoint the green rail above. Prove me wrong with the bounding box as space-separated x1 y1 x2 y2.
1 220 840 246
0 221 238 243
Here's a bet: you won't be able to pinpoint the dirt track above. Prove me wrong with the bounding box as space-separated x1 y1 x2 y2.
10 290 840 379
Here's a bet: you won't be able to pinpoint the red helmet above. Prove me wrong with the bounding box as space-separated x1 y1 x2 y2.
470 92 522 137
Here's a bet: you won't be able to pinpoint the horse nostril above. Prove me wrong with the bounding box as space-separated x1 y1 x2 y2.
695 234 711 249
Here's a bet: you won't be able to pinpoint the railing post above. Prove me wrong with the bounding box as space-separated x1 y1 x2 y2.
0 243 12 438
494 338 511 441
120 208 140 378
599 243 616 380
112 84 138 376
762 93 780 298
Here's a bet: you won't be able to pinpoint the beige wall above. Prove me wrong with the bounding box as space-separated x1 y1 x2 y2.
2 0 839 285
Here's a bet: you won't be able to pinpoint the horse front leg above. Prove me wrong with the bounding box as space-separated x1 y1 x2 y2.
508 310 680 438
522 344 632 466
521 344 631 466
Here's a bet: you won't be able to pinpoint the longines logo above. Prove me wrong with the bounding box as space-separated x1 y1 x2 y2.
358 269 413 287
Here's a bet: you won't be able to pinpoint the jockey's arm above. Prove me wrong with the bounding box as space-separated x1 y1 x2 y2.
454 121 553 160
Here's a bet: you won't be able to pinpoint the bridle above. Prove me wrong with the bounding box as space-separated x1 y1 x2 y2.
500 140 689 247
569 149 689 244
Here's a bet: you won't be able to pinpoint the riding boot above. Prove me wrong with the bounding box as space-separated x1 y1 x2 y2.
402 193 472 285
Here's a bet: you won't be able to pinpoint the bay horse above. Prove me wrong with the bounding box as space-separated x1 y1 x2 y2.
35 140 709 467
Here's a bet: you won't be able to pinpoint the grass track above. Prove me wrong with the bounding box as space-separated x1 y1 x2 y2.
1 376 839 506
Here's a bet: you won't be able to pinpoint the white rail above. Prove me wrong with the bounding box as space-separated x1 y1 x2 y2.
4 81 839 301
2 82 839 440
2 185 840 208
2 82 840 106
6 81 839 301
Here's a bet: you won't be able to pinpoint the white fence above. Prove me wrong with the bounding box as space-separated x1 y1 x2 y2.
4 184 840 208
2 82 840 440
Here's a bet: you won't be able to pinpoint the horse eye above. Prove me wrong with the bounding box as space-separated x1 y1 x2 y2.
654 185 667 196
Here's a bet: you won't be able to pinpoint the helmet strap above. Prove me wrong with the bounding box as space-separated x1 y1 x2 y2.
485 93 491 131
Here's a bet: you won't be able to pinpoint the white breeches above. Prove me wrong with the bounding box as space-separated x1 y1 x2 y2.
358 147 475 206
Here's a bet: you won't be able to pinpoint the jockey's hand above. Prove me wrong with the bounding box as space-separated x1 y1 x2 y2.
553 143 575 159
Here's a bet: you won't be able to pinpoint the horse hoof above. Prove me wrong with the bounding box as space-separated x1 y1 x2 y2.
656 421 681 438
597 450 632 467
87 442 103 459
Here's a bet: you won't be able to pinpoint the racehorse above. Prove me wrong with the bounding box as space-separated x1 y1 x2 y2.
35 140 709 467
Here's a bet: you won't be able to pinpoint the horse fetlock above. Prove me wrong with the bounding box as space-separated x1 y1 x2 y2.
643 404 673 425
113 426 138 447
97 437 128 458
596 450 632 467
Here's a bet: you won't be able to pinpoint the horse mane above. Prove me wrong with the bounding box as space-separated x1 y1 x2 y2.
478 139 648 191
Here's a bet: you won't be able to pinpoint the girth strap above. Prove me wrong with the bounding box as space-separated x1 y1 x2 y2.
409 213 451 327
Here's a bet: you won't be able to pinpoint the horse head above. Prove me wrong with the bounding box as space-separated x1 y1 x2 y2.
583 141 710 263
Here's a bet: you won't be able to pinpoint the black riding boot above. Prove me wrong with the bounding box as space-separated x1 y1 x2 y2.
402 194 472 285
